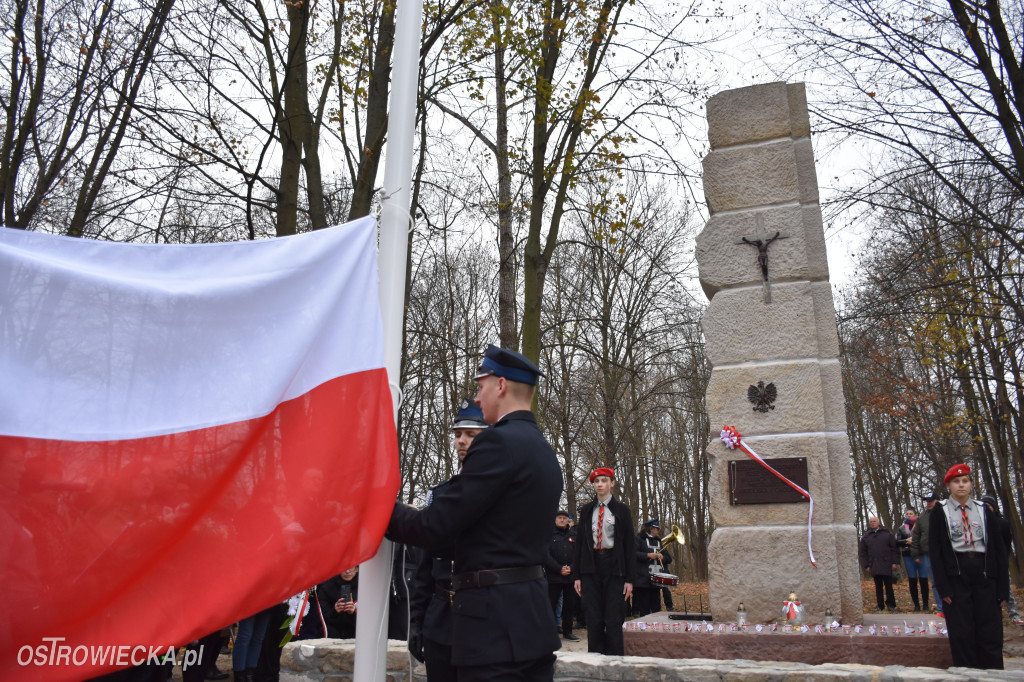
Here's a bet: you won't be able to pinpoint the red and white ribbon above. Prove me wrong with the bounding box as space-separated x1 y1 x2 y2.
721 425 817 567
291 590 310 636
783 599 801 620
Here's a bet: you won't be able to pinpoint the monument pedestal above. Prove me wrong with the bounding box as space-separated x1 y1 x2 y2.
623 612 952 668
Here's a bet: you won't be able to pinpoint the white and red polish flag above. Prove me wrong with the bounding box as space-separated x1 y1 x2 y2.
0 217 399 681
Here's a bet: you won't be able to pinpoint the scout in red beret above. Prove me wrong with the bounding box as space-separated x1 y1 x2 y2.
943 463 971 485
932 459 1009 669
575 464 634 655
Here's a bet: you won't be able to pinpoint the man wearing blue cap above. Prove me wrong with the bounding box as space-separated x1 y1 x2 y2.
389 345 563 681
408 398 488 682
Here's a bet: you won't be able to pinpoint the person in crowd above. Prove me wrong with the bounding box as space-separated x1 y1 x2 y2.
84 657 170 681
176 629 227 682
556 514 580 632
859 516 899 612
408 398 488 681
981 493 1021 624
929 463 1008 669
573 467 635 655
574 508 587 631
632 519 671 617
298 566 359 640
255 602 289 682
388 345 562 681
233 607 275 682
389 543 418 641
546 510 579 641
897 508 926 612
912 493 942 615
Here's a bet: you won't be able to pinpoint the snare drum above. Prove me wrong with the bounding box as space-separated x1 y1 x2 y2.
652 572 679 587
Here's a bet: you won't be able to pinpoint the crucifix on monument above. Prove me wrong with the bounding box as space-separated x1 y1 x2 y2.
735 215 786 303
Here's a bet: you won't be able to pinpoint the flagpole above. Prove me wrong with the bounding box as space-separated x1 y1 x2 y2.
354 0 422 678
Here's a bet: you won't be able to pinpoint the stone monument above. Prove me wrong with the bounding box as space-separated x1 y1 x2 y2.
696 82 862 625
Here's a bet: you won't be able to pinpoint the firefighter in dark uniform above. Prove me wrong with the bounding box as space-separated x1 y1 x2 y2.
388 345 563 682
408 398 488 681
545 510 579 641
929 463 1008 670
573 467 635 655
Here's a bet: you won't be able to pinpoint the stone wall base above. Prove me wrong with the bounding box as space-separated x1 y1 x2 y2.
277 640 1020 681
707 524 862 624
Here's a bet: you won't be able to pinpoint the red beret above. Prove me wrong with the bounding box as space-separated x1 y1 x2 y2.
943 463 971 485
589 467 615 483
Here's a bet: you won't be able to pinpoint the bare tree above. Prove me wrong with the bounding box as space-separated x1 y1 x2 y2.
837 163 1024 577
427 0 718 365
780 0 1023 234
1 0 176 234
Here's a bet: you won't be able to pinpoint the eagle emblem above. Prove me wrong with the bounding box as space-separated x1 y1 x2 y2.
748 381 777 413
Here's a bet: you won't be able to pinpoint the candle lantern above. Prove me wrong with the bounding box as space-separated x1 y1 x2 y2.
782 592 806 625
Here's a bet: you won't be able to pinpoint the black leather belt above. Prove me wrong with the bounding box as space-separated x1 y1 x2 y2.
434 580 454 603
451 565 544 591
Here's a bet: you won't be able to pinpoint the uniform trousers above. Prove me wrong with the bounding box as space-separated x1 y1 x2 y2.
632 586 660 616
580 551 627 655
181 630 224 682
662 586 674 610
456 652 556 682
423 637 456 682
256 602 289 682
943 552 1003 669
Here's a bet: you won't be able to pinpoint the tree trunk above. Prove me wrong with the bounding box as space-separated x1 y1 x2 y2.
348 2 395 220
491 0 517 350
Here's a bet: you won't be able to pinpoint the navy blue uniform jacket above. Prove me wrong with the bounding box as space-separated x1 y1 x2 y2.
409 479 456 647
388 410 563 666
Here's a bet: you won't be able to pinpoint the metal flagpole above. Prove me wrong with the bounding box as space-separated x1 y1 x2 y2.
354 0 423 678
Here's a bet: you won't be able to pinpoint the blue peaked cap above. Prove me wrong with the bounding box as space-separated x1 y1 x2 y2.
473 344 544 385
643 518 660 528
452 397 487 430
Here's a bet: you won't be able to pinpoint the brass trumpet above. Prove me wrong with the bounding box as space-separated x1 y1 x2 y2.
660 524 685 548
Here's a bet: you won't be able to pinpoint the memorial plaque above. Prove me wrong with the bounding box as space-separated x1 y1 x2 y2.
729 457 808 504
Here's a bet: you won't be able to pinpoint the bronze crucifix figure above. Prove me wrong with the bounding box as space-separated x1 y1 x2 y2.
735 215 786 303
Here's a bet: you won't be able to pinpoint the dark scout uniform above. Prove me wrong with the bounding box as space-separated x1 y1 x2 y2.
574 492 634 655
929 463 1008 670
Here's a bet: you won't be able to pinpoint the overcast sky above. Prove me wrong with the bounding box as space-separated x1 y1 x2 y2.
697 0 870 288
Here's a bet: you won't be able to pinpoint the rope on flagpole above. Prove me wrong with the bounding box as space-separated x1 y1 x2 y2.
388 381 404 408
378 202 416 234
720 425 818 568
